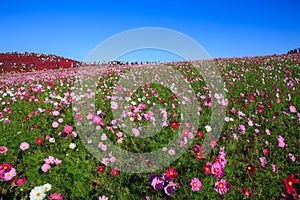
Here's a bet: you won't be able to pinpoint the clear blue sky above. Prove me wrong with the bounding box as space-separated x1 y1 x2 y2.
0 0 300 62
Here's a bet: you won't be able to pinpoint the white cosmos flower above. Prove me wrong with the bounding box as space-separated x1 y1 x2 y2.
43 183 52 192
29 186 46 200
49 138 55 143
205 125 212 132
69 143 76 149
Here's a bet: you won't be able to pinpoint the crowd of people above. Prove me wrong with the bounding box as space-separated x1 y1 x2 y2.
287 48 300 54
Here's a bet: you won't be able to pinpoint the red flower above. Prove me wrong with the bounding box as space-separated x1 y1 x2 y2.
98 165 105 173
111 168 119 176
170 120 180 130
1 162 12 172
249 95 255 102
258 105 264 114
204 164 211 175
283 174 299 194
35 138 43 145
240 188 251 197
165 168 178 180
24 116 30 121
246 164 256 175
266 104 272 108
197 131 203 138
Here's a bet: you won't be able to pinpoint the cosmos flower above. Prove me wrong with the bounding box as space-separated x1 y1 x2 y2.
165 168 178 180
50 193 63 200
14 177 26 186
164 184 175 196
98 195 108 200
283 174 299 194
151 177 164 190
277 135 286 147
0 146 8 154
215 179 230 194
20 142 30 150
63 125 73 134
190 178 202 192
29 186 46 200
246 164 256 174
211 162 225 178
3 167 17 181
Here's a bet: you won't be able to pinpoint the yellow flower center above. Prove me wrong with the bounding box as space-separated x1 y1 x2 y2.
36 192 41 197
219 183 223 188
288 181 293 186
193 182 197 187
6 173 10 177
3 166 8 170
247 166 251 170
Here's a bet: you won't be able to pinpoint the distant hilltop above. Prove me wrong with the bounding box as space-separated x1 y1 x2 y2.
0 52 82 73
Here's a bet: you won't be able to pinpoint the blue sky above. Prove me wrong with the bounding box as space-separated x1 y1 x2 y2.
0 0 299 62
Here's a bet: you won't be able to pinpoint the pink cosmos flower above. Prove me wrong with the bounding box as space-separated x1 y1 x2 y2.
50 193 63 200
215 179 230 194
132 128 140 137
41 163 51 172
98 142 107 151
52 111 59 116
98 195 108 200
110 101 118 110
168 149 176 155
288 153 296 162
93 115 103 125
54 158 62 165
19 142 30 150
260 157 267 168
3 168 17 181
44 156 55 164
190 178 202 192
0 146 8 154
277 135 286 147
290 105 296 113
63 125 73 134
52 121 59 128
238 124 246 134
272 164 278 173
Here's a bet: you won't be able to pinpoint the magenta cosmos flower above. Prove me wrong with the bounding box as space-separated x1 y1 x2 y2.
50 193 63 200
0 146 8 154
63 125 73 134
14 177 26 186
215 179 230 194
190 178 202 192
211 163 225 178
19 142 30 150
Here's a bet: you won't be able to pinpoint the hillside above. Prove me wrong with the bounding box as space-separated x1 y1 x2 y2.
0 52 82 73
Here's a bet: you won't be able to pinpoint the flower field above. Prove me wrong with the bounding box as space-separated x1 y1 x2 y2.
0 53 299 199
